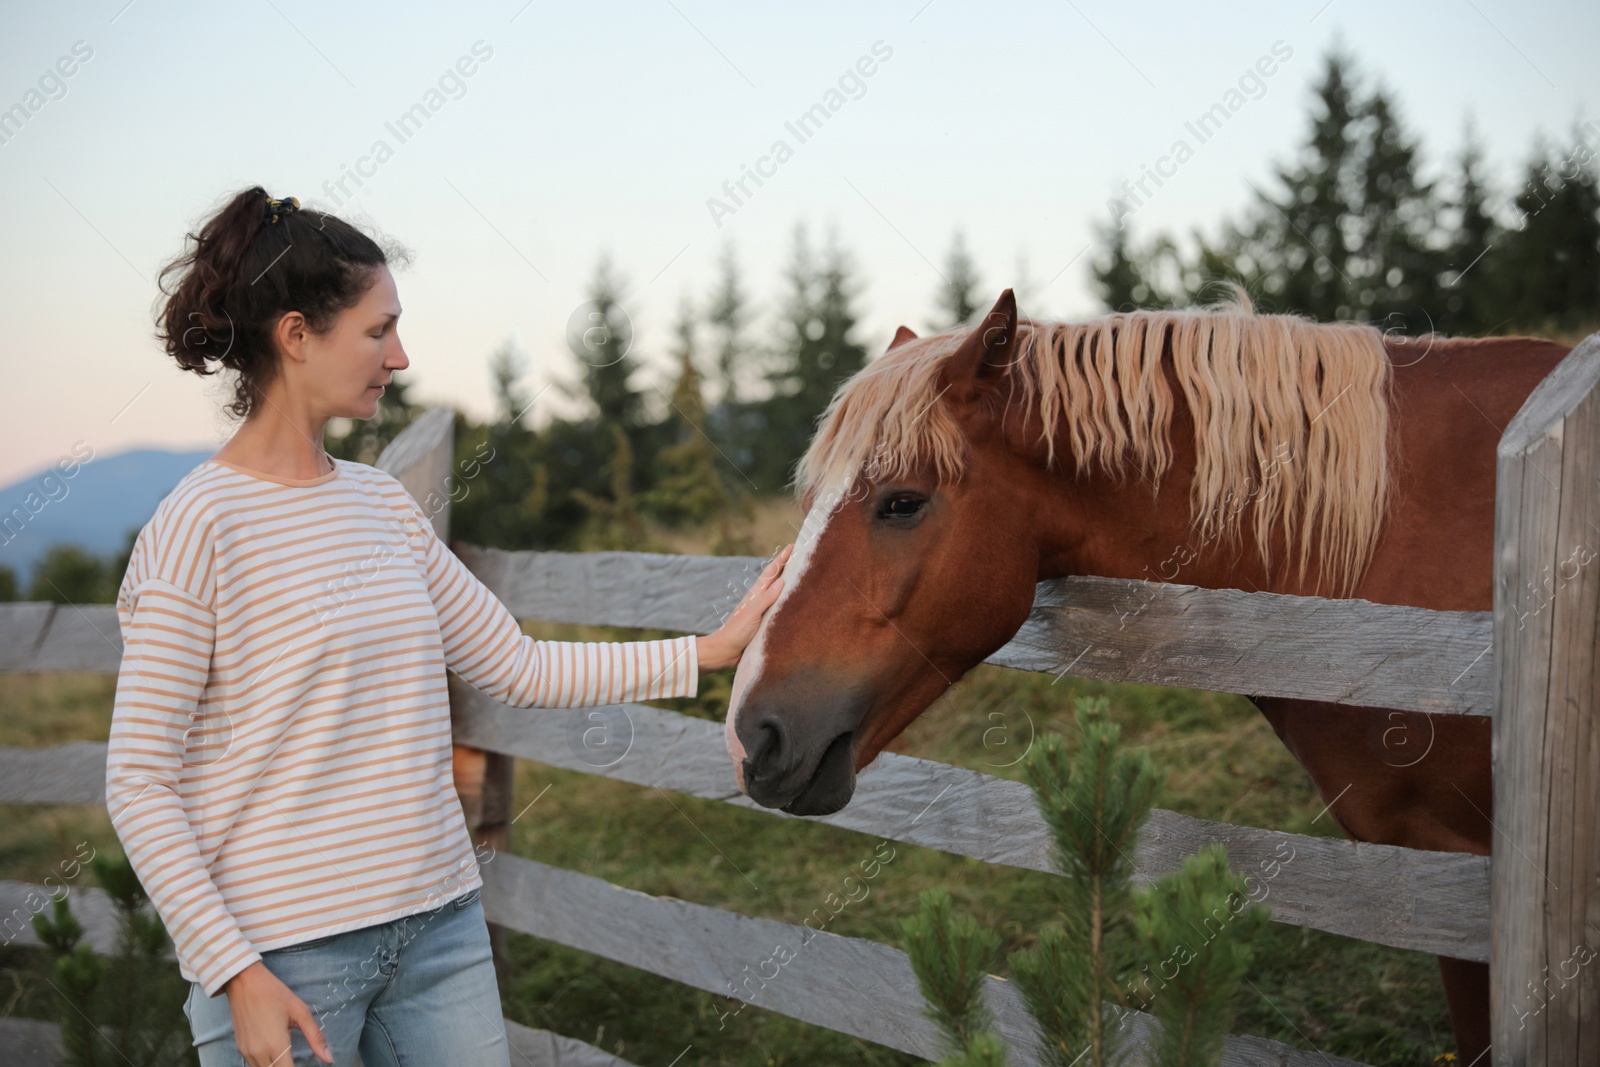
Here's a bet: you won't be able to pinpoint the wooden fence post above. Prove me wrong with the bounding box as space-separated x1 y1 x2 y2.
377 410 514 991
1493 332 1600 1064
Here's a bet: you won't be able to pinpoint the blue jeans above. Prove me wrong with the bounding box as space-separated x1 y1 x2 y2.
183 887 510 1066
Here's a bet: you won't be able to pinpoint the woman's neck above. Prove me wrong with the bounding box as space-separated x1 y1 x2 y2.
214 385 333 481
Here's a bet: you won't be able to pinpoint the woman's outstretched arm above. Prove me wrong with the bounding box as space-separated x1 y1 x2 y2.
401 494 788 707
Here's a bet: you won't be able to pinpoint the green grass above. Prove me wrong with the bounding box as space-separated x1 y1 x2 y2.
0 630 1455 1065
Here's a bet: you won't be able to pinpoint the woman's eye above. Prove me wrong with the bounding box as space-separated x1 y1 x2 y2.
877 493 926 521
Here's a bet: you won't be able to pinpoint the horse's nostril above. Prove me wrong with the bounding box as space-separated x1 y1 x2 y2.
742 720 785 781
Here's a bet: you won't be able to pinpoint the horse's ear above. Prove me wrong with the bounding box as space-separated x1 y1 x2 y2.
937 289 1017 402
888 325 918 350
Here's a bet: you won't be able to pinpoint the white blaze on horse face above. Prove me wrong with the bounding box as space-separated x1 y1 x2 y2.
726 473 856 790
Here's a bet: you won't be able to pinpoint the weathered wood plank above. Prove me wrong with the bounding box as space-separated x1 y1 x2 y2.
0 548 1491 715
502 1021 643 1067
456 544 746 635
482 851 1370 1067
994 577 1491 714
0 741 108 804
449 682 1489 961
1 874 1366 1067
455 545 1492 714
0 1016 636 1067
0 884 637 1067
1491 330 1600 1063
0 603 122 673
31 603 122 672
0 602 54 670
375 407 456 540
0 1017 66 1067
0 879 140 957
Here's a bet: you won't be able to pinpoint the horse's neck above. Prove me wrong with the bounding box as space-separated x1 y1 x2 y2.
1029 332 1574 608
1022 359 1326 599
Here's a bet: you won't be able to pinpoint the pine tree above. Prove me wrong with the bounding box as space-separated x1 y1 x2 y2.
812 232 871 405
1091 216 1176 311
643 296 732 527
1496 131 1600 335
766 223 819 408
489 338 534 431
760 225 867 490
705 242 759 484
33 851 193 1066
706 242 754 409
1139 50 1454 331
1350 87 1443 326
902 888 1002 1061
452 338 551 550
1247 50 1362 320
570 254 646 429
1133 846 1269 1067
572 422 647 550
932 231 984 330
903 697 1271 1067
1092 214 1141 312
1440 124 1502 334
1011 699 1161 1066
1079 52 1595 337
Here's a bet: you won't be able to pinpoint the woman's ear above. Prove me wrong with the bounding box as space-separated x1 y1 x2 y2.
272 311 311 366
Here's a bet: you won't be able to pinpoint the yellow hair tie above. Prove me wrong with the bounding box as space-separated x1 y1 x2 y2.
264 195 301 224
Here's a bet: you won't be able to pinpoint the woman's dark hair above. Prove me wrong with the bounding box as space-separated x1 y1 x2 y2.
155 186 410 419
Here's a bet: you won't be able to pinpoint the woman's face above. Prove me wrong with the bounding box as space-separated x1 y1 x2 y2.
299 264 410 420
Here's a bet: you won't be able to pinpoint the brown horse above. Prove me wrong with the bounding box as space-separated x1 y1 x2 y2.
723 288 1572 1061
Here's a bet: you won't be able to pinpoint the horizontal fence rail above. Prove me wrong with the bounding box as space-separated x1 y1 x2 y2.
0 879 637 1067
1 869 1363 1067
0 690 1492 962
483 853 1371 1067
458 545 1495 715
447 684 1490 961
0 602 120 672
0 1015 637 1067
0 557 1494 716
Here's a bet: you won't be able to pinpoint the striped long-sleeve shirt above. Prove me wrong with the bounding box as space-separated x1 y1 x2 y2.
104 457 698 996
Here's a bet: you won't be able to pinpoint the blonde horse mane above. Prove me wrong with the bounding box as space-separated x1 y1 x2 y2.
792 291 1394 597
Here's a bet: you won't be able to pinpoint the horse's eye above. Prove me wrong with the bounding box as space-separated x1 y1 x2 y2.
877 493 926 521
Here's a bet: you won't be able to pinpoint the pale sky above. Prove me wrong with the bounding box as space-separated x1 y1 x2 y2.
2 0 1596 486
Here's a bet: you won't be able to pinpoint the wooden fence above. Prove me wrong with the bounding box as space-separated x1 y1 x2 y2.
2 330 1597 1065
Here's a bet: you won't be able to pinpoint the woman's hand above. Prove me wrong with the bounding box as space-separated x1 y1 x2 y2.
224 960 333 1066
696 543 794 671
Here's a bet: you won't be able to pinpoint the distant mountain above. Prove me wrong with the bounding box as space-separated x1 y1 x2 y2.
0 447 213 583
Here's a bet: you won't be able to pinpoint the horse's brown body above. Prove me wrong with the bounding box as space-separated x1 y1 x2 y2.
727 291 1572 1061
1051 332 1569 1060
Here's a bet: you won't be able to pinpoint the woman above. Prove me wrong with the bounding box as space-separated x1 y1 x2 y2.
105 186 793 1067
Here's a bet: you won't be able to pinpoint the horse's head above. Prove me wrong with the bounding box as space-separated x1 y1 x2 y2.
726 289 1054 816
